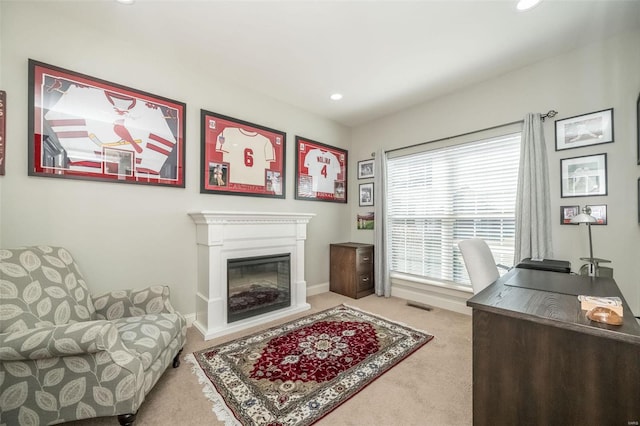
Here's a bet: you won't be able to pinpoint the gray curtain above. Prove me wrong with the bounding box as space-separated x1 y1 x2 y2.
514 113 553 263
374 148 391 297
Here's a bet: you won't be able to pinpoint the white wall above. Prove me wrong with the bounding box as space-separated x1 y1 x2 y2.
3 2 639 316
0 2 350 315
349 29 640 314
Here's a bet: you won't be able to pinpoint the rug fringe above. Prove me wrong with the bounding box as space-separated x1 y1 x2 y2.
184 353 241 426
341 303 435 338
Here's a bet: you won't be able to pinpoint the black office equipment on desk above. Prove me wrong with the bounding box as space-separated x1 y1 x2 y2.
504 268 608 296
516 258 571 274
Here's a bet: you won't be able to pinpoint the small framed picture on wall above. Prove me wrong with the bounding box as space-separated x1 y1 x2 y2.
357 212 374 230
560 205 579 225
359 182 374 206
357 159 374 179
560 153 607 198
586 204 607 225
636 93 640 165
555 108 613 151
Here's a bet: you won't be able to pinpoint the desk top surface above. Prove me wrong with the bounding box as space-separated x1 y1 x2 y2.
467 268 640 344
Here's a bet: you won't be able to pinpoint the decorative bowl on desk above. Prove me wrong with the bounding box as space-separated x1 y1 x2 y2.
586 306 623 325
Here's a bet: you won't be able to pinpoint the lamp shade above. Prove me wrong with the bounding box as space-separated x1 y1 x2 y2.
571 207 597 224
571 213 597 224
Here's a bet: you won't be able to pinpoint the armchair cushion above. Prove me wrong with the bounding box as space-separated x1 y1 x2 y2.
112 313 184 370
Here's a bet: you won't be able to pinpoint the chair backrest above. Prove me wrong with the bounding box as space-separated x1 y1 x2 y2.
0 246 96 332
458 238 500 294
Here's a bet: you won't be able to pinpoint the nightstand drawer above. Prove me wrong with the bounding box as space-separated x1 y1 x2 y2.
357 273 373 291
357 249 373 265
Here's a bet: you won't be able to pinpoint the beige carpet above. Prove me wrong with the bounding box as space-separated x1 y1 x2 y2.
67 292 472 425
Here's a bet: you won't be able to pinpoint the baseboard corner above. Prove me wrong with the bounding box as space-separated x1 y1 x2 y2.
307 281 330 297
184 312 196 327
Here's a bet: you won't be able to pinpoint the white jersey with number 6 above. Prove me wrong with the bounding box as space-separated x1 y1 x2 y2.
215 127 275 186
304 148 340 193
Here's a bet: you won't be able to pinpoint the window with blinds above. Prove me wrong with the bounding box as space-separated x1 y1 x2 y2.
386 132 521 287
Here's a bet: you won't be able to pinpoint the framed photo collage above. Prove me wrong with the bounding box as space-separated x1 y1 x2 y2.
556 108 615 226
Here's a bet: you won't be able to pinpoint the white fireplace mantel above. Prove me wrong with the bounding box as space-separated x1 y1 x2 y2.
188 211 314 340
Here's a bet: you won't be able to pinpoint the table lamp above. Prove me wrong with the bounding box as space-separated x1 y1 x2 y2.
570 206 608 276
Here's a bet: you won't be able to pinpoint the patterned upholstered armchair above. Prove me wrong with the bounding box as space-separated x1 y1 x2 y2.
0 246 187 425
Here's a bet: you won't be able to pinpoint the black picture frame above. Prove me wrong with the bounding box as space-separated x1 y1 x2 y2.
555 108 614 151
357 159 374 179
560 205 579 225
28 59 186 187
560 153 607 198
586 204 607 225
359 182 374 207
637 93 639 165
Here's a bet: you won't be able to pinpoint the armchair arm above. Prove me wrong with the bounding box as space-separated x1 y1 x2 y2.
0 320 114 361
92 285 176 320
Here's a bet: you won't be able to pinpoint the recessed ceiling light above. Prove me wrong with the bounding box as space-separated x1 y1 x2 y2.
330 93 343 101
516 0 541 11
116 0 135 5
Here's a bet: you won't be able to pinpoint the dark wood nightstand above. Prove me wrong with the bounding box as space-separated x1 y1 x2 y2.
329 242 374 299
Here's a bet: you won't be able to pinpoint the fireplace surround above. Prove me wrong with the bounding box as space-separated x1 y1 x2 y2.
189 211 314 340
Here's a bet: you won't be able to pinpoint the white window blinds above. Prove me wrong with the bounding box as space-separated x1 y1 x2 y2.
386 132 521 286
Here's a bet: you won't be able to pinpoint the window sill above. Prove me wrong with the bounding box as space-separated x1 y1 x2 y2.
390 272 473 315
390 272 473 294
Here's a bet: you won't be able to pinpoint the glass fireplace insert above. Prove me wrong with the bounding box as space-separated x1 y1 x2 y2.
227 253 291 323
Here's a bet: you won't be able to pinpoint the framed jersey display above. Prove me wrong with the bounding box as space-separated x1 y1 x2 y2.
200 110 286 198
295 136 347 203
0 90 5 176
28 60 186 187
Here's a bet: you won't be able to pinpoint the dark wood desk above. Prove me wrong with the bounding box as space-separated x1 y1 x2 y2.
467 268 640 426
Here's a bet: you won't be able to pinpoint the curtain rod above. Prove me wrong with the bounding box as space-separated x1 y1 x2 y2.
379 110 557 156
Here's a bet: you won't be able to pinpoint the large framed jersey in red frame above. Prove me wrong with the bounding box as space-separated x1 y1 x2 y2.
0 90 5 176
200 110 286 198
295 136 347 203
28 60 186 187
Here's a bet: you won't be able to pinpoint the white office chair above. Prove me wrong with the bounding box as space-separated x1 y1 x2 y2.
458 238 506 294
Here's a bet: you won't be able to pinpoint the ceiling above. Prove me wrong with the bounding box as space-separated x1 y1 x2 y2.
38 0 640 127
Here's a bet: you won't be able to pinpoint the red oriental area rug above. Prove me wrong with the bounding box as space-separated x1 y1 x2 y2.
186 304 434 426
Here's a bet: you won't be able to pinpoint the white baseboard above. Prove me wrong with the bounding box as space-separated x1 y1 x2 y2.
183 279 469 326
184 312 196 327
307 281 330 297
